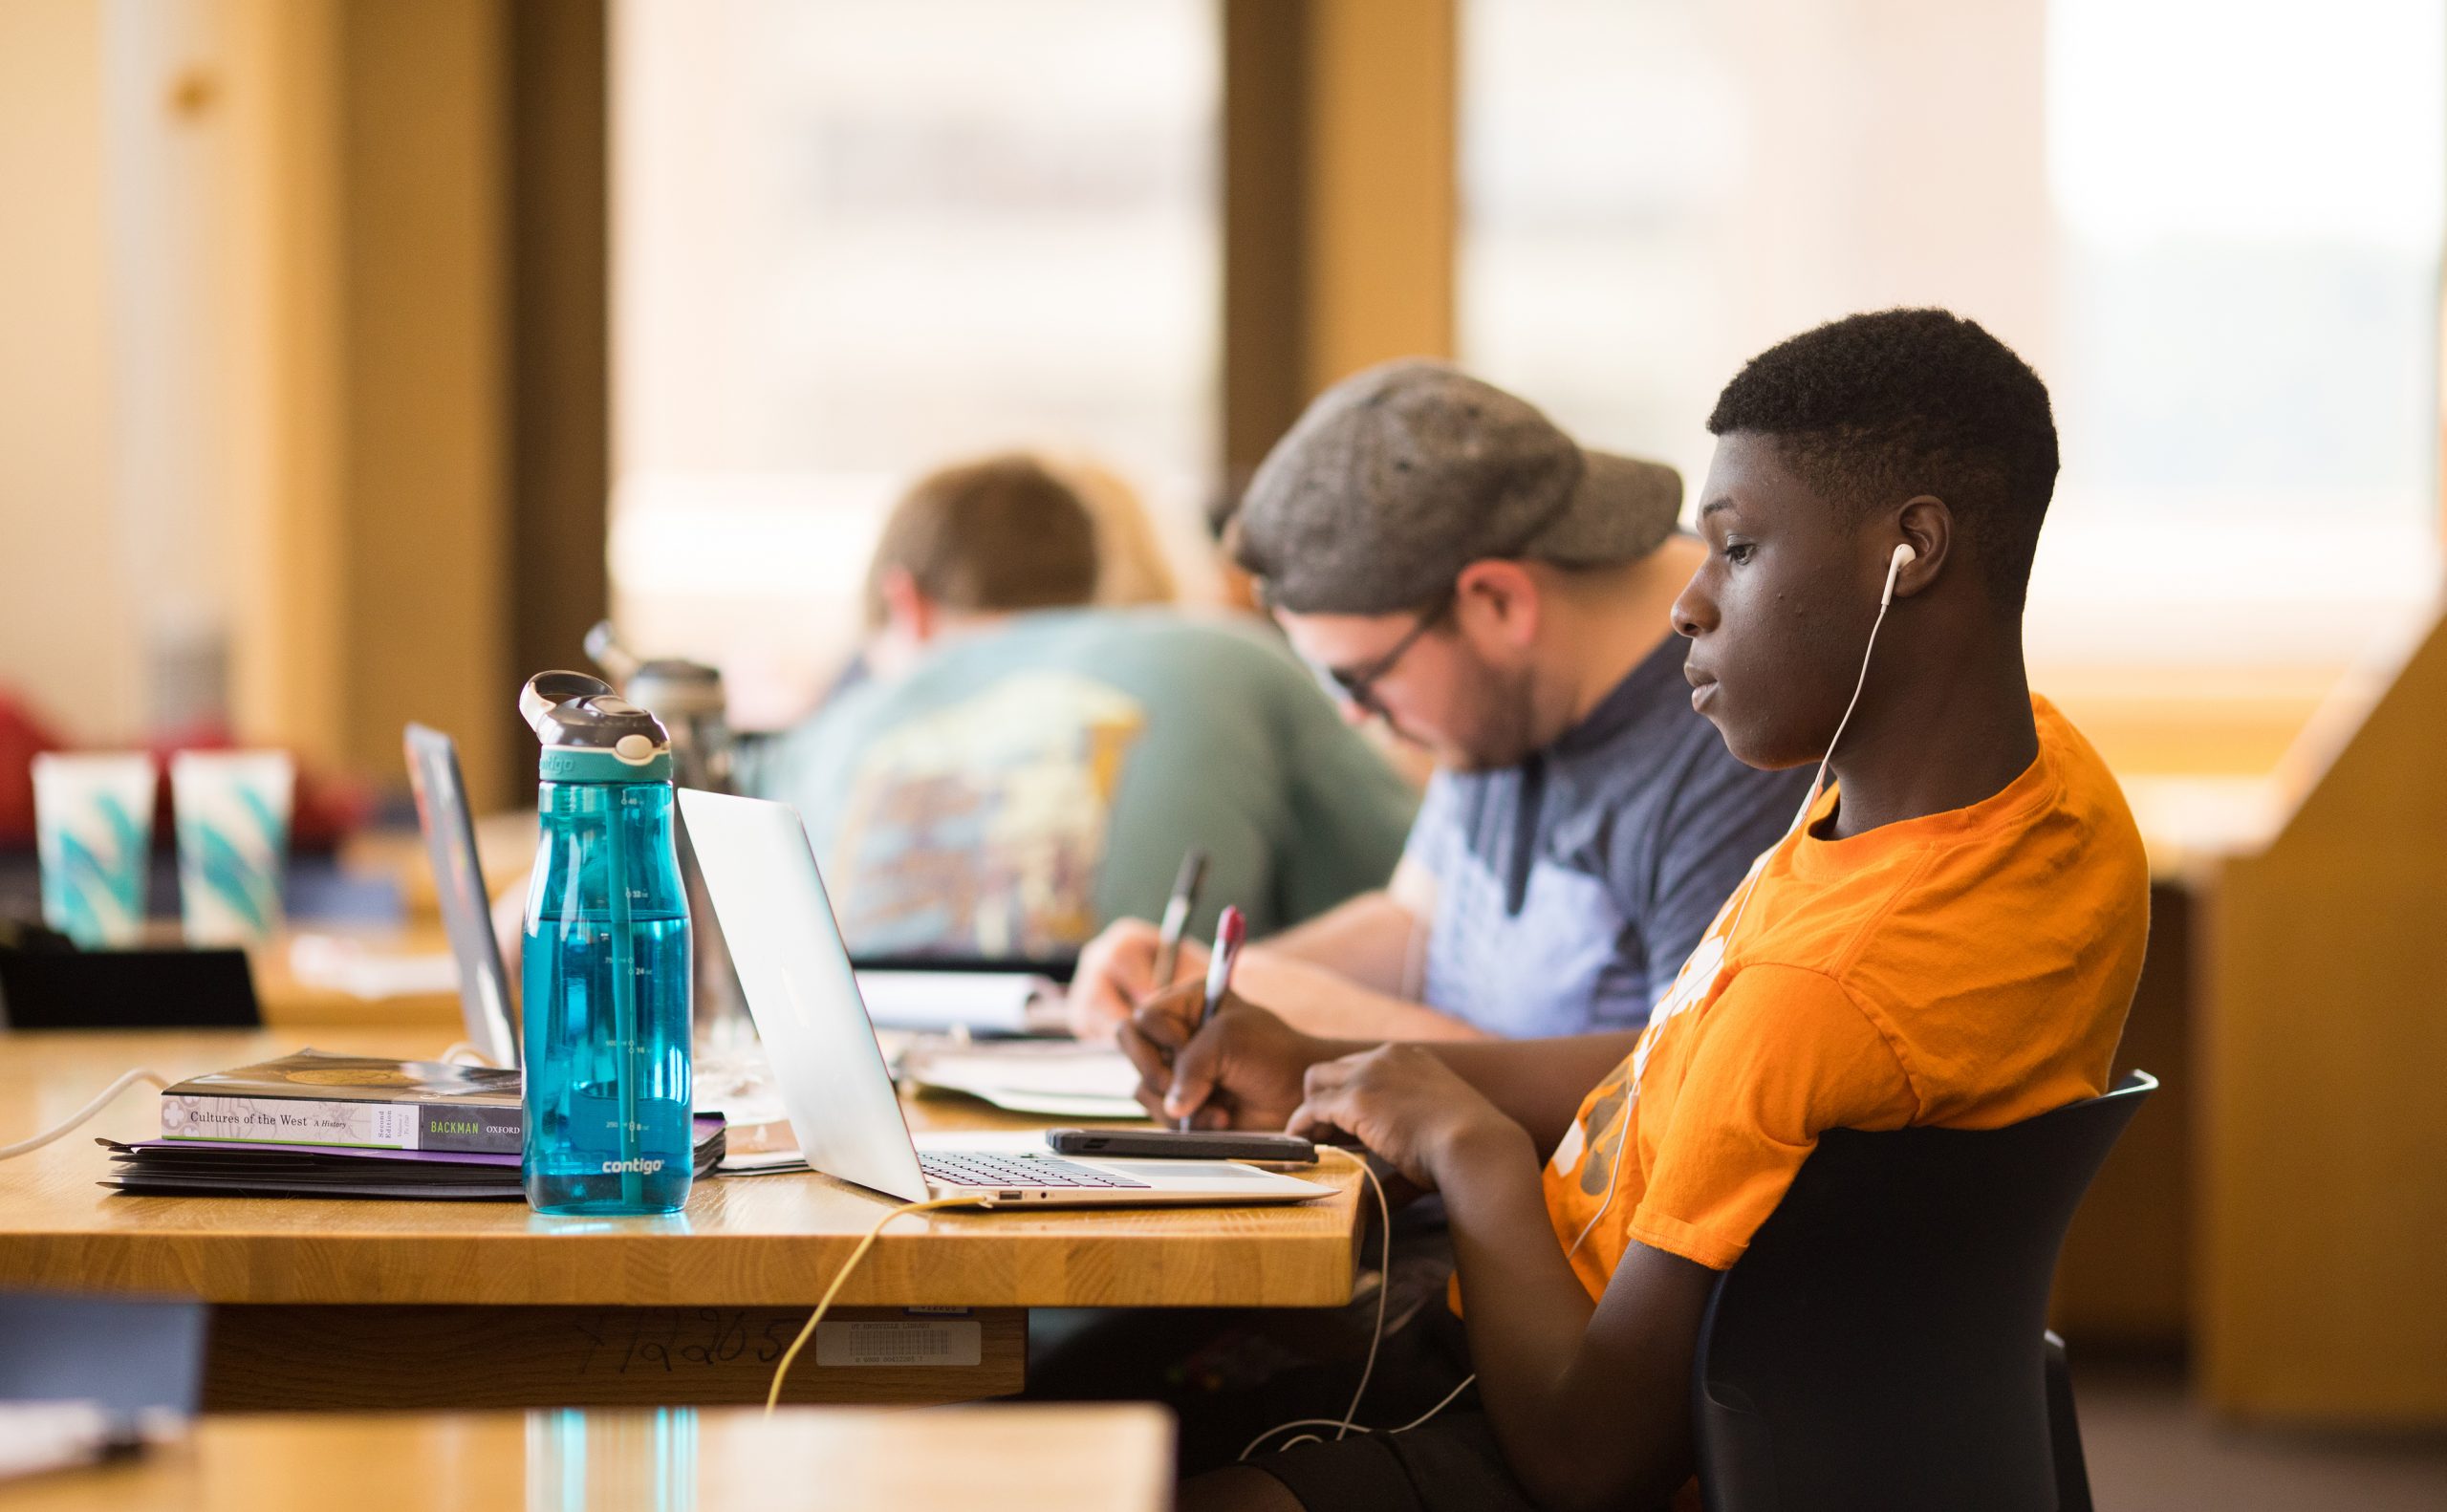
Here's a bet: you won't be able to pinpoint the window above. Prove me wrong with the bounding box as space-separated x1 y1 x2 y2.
612 0 1219 726
1461 0 2443 725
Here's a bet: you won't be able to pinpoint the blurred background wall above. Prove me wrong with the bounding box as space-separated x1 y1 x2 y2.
15 0 2437 784
0 0 136 743
0 0 602 814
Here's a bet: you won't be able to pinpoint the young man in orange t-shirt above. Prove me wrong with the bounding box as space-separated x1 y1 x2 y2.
1121 309 2151 1512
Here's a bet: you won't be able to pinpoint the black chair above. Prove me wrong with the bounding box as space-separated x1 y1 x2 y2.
1691 1070 2154 1512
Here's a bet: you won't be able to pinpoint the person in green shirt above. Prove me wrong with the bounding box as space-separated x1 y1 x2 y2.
738 454 1418 958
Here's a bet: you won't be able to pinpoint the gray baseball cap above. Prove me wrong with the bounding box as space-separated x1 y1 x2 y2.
1232 359 1684 616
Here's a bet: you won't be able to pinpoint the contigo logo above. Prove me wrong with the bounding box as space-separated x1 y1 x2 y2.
599 1157 665 1175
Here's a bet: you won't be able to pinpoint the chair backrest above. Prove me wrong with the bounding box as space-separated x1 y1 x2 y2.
1691 1070 2154 1512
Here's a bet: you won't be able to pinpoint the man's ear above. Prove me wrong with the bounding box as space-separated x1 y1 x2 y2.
877 566 938 643
1453 559 1542 649
1890 497 1954 600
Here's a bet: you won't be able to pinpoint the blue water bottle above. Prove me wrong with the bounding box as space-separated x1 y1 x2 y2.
518 671 693 1215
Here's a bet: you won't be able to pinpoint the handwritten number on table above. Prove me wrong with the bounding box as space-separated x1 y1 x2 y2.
570 1310 796 1374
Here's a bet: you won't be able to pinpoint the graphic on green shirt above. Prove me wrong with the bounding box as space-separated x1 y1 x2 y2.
737 608 1418 957
828 672 1147 956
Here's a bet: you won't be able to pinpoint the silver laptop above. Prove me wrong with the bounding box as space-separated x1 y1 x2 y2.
677 789 1331 1209
403 724 521 1069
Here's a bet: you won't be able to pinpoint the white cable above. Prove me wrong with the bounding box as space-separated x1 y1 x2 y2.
1798 586 1898 833
1244 1420 1352 1457
1242 1153 1481 1461
1389 1371 1480 1433
1567 585 1902 1264
1239 1363 1488 1460
1244 576 1913 1459
438 1043 496 1068
0 1069 169 1161
1332 1156 1393 1439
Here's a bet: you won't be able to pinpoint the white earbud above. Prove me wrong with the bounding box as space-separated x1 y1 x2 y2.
1792 540 1919 823
1881 542 1917 607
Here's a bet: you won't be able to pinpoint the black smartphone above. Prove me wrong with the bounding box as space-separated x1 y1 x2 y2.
1046 1128 1318 1164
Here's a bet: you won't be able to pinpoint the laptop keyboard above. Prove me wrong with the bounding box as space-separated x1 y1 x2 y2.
919 1150 1152 1190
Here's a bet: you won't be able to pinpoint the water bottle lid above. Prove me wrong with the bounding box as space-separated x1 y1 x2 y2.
521 671 675 781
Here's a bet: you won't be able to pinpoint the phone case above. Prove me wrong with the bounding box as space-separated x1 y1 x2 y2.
1046 1128 1318 1164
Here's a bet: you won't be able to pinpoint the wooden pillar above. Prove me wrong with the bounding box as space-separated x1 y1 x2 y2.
1300 0 1455 395
332 0 512 809
1222 0 1309 480
217 0 605 812
2198 614 2447 1422
223 0 345 773
503 0 611 803
1221 0 1455 477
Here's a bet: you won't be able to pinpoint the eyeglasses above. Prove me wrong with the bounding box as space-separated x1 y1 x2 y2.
1315 594 1455 719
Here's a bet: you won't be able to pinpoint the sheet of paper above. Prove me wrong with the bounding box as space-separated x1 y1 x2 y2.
0 1402 114 1484
897 1041 1147 1119
287 934 460 1001
852 971 1053 1035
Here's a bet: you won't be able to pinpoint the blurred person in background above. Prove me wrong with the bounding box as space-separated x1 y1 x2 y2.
805 452 1182 715
1058 452 1182 609
1070 362 1810 1043
737 453 1417 960
1206 472 1266 617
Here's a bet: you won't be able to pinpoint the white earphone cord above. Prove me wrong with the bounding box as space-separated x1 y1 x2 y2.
1242 1154 1476 1460
1565 545 1912 1263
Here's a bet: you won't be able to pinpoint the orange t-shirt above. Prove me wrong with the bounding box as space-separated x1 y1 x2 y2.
1540 695 2149 1288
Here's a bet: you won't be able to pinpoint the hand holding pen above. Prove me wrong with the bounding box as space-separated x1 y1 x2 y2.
1178 904 1245 1130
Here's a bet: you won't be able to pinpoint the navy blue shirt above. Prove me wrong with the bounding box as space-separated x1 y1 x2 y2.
1402 635 1810 1036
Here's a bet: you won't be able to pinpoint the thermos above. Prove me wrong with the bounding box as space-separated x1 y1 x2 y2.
584 622 736 791
584 621 754 1058
518 671 693 1216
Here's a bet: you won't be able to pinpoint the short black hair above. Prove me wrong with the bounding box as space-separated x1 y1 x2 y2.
1706 309 2058 606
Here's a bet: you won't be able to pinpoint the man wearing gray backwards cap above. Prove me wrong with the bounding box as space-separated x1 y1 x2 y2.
1070 359 1809 1043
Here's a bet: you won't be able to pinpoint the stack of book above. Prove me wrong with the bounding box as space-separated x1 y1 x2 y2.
99 1048 724 1200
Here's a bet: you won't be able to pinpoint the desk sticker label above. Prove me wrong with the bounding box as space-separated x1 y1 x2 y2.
815 1320 982 1368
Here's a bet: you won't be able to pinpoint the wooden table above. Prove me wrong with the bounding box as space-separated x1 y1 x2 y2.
0 1027 1362 1413
0 1403 1172 1512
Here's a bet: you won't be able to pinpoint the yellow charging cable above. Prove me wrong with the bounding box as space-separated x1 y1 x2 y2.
764 1194 985 1414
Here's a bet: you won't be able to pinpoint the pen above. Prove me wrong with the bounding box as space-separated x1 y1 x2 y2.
1179 904 1245 1131
1150 849 1208 991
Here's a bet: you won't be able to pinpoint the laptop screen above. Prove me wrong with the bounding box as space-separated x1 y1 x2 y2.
676 788 932 1202
403 724 521 1069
